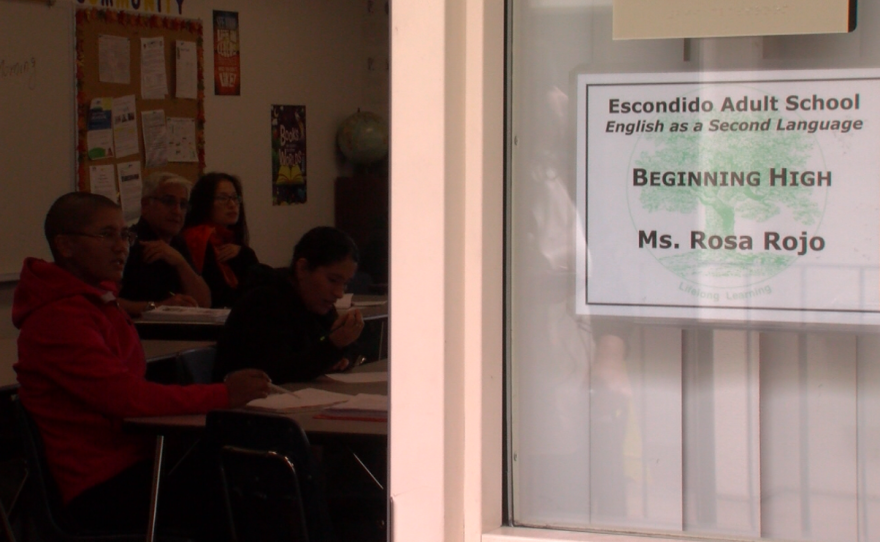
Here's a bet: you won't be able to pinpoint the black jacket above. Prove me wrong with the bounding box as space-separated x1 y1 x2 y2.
214 265 352 383
120 218 196 302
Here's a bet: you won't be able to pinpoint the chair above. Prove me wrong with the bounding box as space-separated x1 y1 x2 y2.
205 410 335 542
0 499 15 542
12 399 187 542
175 346 216 384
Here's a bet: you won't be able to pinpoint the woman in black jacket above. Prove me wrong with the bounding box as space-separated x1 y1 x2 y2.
214 226 365 382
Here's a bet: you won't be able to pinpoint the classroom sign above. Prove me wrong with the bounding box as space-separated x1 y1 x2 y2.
576 70 880 325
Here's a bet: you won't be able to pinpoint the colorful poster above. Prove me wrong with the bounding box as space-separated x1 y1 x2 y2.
577 69 880 326
213 11 240 96
86 97 114 160
271 105 307 205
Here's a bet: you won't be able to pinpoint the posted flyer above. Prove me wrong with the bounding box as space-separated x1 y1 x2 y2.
213 10 240 96
270 105 307 205
576 69 880 325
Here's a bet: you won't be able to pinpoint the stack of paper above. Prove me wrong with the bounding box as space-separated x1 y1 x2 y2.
246 388 352 412
317 393 388 421
139 305 230 323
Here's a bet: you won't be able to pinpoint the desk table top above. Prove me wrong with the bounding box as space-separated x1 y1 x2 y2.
125 359 389 441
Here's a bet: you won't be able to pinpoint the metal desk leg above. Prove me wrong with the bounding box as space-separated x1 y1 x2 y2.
146 435 165 542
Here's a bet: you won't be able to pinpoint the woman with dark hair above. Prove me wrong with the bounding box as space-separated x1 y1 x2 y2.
214 226 365 383
182 172 259 307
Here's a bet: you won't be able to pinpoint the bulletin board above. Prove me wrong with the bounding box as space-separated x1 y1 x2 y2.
75 7 205 213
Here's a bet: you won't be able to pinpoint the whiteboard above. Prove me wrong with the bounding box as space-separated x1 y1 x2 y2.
0 1 75 280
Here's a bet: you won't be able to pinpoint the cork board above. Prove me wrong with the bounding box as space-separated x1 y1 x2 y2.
75 7 205 195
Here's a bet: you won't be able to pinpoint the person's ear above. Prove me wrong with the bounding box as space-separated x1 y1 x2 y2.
295 257 310 279
53 234 76 260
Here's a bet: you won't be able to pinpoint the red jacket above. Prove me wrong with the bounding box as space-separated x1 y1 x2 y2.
13 258 229 504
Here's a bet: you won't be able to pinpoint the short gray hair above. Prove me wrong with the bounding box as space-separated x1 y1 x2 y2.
142 171 192 198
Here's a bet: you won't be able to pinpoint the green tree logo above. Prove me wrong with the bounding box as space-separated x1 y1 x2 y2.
629 110 824 284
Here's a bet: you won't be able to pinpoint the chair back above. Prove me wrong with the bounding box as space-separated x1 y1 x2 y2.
12 398 70 539
13 399 188 542
220 446 309 542
176 346 216 384
205 410 335 542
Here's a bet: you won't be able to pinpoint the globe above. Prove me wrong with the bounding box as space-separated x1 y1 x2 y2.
336 111 389 165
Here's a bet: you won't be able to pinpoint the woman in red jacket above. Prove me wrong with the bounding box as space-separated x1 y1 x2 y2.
182 172 259 308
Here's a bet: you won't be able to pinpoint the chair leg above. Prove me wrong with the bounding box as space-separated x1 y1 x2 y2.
0 499 16 542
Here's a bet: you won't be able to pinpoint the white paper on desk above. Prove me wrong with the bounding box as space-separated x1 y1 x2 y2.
353 300 387 307
324 393 388 413
140 305 230 323
325 372 388 384
247 388 352 411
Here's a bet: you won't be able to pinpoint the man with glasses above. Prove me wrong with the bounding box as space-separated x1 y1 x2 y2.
119 171 211 316
13 192 270 536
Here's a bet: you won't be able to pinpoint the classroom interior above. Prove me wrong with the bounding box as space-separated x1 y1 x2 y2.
0 0 389 337
0 0 391 540
6 2 880 542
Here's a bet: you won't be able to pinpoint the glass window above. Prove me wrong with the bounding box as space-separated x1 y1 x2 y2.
507 2 880 541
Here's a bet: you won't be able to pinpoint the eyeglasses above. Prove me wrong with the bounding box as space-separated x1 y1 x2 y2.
66 229 138 247
214 194 242 205
149 196 190 211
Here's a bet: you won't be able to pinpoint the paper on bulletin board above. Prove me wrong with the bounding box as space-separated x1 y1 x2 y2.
117 161 142 223
141 109 168 168
86 97 114 160
577 69 880 326
167 117 198 162
112 95 139 158
175 40 198 99
98 34 130 84
140 36 168 100
89 164 117 201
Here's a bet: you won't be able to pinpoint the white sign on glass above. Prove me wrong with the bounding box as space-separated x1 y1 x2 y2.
576 69 880 326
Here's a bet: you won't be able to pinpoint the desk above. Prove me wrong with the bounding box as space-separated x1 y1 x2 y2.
134 320 225 341
134 295 388 342
125 359 388 542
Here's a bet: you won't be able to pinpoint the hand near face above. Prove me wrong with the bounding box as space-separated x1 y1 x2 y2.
139 240 187 268
215 243 242 263
328 308 364 348
159 293 199 308
331 358 351 372
224 369 271 407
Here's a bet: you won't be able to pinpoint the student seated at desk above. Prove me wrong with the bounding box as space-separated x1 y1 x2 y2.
182 172 259 308
118 171 212 316
215 226 365 383
13 192 270 537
